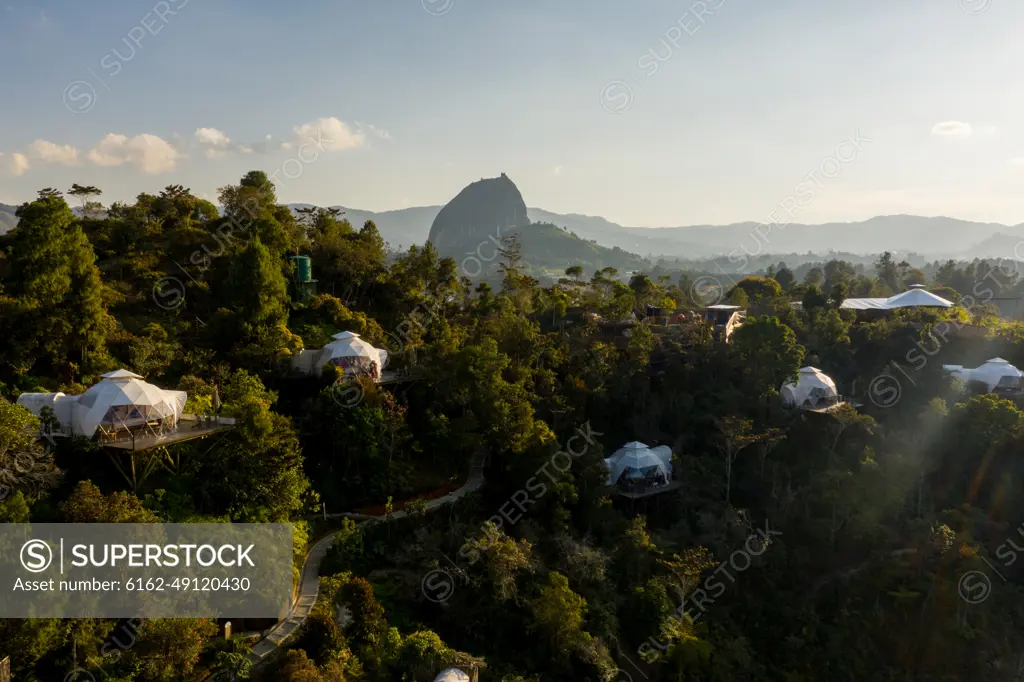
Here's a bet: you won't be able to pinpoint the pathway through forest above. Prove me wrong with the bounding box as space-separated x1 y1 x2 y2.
246 455 486 665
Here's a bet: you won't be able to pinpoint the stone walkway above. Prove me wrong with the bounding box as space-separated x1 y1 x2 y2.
247 457 485 665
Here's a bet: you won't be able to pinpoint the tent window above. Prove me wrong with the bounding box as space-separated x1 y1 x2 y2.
101 405 150 426
616 465 669 489
330 357 379 379
996 376 1021 392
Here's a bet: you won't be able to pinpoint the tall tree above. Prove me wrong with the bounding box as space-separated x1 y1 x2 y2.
213 235 300 367
874 251 900 293
3 191 109 375
730 316 805 396
774 266 796 291
67 183 103 219
59 481 159 523
714 416 774 505
0 401 61 496
131 619 218 682
731 276 783 303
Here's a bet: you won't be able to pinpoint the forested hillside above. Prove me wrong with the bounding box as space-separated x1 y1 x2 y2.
4 176 1024 681
0 203 16 233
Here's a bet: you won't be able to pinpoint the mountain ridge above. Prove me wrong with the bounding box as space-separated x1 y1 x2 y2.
4 199 1023 260
300 205 1024 260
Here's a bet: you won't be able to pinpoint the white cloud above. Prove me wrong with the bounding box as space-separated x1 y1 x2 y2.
28 139 79 165
87 134 128 167
8 120 380 178
355 121 391 140
552 164 565 176
195 127 230 147
195 127 233 158
9 152 30 176
186 120 384 159
292 117 367 152
931 121 973 137
87 133 179 173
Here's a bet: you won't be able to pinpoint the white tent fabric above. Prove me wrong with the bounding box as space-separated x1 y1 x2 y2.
321 331 388 369
292 331 388 378
882 287 954 309
781 367 839 408
945 358 1024 392
603 442 673 486
16 392 76 429
840 297 893 310
842 286 953 310
433 670 470 682
16 370 187 439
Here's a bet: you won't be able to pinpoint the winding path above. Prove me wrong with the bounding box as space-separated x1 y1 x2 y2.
247 456 485 664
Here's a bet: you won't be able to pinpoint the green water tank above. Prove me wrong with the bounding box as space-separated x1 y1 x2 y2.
291 255 313 283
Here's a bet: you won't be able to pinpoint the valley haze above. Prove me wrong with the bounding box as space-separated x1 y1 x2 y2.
4 197 1023 263
266 205 1024 263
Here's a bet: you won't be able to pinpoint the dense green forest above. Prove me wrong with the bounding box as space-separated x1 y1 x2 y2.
4 174 1024 681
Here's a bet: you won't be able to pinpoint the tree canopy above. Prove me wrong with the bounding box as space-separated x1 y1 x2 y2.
3 172 1024 682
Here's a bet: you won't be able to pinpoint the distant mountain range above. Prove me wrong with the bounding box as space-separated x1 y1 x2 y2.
5 196 1024 263
299 205 1024 262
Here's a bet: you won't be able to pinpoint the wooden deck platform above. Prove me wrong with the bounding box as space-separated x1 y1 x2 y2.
378 370 422 385
614 480 681 499
800 400 862 414
101 416 235 451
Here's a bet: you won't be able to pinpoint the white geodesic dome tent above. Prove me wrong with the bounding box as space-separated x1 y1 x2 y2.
433 669 470 682
945 357 1024 393
16 370 187 439
603 442 673 487
781 367 839 409
292 331 388 378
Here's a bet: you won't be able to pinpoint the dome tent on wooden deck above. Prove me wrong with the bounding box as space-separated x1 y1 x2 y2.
17 370 234 490
781 367 839 410
603 441 673 487
944 357 1024 394
17 370 186 439
433 669 470 682
292 331 388 378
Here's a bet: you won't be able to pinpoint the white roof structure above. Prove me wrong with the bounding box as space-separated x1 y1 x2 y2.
603 442 673 486
16 370 187 439
885 286 954 308
944 357 1024 392
781 367 839 409
842 285 953 311
433 670 470 682
320 332 389 368
292 331 389 377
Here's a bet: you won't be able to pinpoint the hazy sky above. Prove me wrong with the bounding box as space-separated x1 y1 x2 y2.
2 0 1023 226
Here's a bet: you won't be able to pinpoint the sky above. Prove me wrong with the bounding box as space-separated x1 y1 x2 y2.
2 0 1024 227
